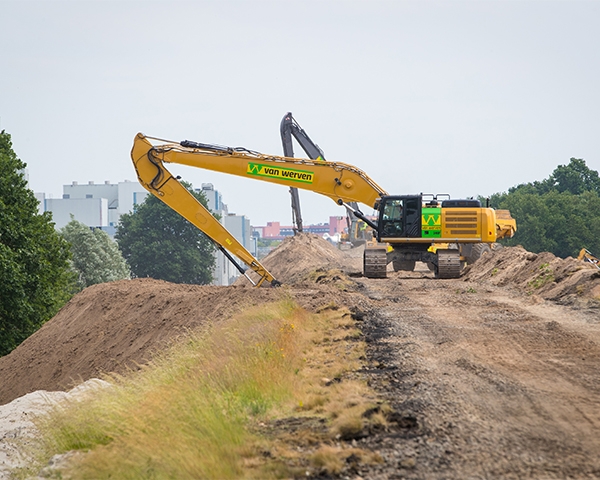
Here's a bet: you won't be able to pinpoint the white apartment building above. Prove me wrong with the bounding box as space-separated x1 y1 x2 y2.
37 180 148 235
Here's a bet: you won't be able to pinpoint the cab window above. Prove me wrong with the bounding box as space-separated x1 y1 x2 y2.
381 199 404 236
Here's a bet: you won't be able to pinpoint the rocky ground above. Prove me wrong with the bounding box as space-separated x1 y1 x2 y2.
1 234 599 479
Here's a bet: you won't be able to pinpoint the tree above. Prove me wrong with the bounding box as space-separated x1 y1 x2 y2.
60 217 130 289
549 158 600 195
0 131 76 356
508 158 600 196
488 158 600 258
115 185 215 284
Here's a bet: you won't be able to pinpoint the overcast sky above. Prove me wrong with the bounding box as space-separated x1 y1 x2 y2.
1 0 599 227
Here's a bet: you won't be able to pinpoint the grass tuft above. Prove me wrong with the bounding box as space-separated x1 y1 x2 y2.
23 299 304 479
310 445 345 474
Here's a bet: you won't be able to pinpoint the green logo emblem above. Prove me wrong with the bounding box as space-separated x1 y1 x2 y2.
246 163 314 184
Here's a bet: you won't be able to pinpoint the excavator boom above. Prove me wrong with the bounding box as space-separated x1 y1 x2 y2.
131 134 279 287
135 134 387 209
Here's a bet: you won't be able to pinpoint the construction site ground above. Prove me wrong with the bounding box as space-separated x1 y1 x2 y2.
1 234 600 479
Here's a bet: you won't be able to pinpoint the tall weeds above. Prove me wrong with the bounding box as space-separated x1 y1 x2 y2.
30 298 305 479
21 296 378 479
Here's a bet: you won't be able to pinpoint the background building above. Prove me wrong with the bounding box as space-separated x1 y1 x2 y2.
254 216 347 241
36 180 254 286
37 180 148 236
198 183 254 286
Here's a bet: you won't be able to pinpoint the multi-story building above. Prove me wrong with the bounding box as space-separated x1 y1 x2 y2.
198 183 256 285
37 180 148 236
198 183 254 286
37 181 253 286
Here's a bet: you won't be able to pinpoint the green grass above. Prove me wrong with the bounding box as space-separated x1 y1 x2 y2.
23 298 304 479
18 295 382 479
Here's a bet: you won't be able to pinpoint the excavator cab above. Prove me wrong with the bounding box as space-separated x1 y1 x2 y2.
377 196 422 240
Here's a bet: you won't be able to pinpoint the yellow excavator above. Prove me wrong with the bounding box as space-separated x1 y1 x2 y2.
578 248 600 270
130 132 516 286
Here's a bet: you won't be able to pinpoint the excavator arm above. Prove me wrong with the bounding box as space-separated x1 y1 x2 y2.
131 131 516 281
133 133 387 210
131 134 281 287
280 112 326 161
280 112 327 233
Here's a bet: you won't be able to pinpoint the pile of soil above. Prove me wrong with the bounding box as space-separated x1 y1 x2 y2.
238 233 363 285
2 234 600 478
0 234 360 406
2 238 598 407
0 280 284 405
464 245 600 307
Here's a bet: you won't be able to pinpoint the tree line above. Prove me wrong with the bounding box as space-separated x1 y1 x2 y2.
489 158 600 259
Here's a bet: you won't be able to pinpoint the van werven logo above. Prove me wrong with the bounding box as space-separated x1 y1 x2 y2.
423 214 441 226
422 213 441 231
247 163 315 184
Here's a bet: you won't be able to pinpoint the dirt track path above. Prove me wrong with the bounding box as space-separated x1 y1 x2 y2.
353 267 600 479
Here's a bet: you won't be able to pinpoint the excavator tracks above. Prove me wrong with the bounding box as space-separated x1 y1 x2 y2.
363 248 462 279
364 247 388 278
436 249 462 279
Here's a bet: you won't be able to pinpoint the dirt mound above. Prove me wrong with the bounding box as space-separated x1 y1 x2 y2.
0 234 361 406
3 233 600 477
239 233 363 285
5 234 596 409
0 279 283 406
464 246 600 307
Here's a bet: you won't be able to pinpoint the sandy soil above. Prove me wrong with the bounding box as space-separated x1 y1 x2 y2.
1 234 599 478
0 379 109 478
352 268 600 478
0 281 287 406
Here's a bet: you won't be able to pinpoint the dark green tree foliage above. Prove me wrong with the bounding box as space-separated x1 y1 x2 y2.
0 131 75 356
505 158 600 196
60 218 130 289
489 158 600 258
547 158 600 195
115 185 215 284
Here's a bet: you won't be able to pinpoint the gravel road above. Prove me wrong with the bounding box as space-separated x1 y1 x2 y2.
347 266 600 479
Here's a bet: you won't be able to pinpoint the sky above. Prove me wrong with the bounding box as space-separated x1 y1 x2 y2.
1 0 599 227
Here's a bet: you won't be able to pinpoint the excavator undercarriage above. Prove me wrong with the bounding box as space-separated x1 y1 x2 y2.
364 244 467 279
